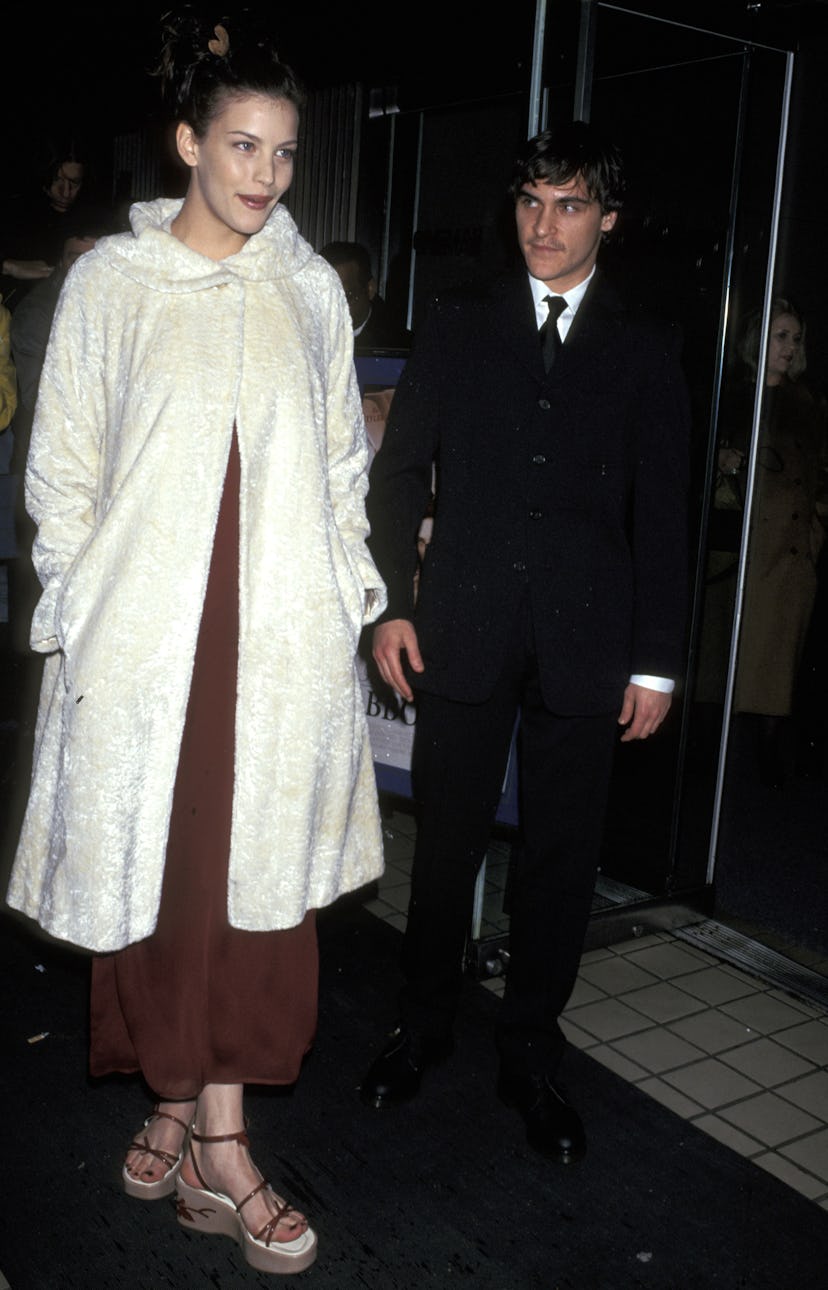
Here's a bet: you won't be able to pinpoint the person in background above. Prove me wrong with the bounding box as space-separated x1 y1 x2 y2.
728 299 827 785
321 240 409 349
0 147 87 303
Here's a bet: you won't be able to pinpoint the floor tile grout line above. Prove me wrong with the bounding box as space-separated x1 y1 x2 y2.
372 823 828 1210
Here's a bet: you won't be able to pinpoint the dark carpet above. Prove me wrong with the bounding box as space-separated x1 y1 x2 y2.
1 902 827 1290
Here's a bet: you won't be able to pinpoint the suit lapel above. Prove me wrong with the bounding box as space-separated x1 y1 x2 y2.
488 272 546 381
485 269 627 385
548 271 626 385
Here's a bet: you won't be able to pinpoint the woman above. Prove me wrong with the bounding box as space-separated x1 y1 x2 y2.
728 300 826 779
6 10 385 1275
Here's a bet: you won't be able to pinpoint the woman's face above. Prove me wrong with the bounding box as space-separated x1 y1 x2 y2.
765 312 802 386
177 92 299 257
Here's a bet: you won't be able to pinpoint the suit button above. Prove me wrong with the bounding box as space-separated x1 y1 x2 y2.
529 510 543 520
532 454 547 465
538 398 551 410
513 561 526 572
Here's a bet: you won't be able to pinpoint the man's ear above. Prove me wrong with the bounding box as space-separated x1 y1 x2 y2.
367 277 377 303
600 210 618 235
175 122 199 170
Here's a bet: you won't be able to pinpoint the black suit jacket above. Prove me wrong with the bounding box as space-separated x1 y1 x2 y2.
366 270 690 715
354 296 411 351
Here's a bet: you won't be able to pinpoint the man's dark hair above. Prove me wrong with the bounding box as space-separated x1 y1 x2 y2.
157 7 305 137
509 121 625 213
319 241 373 286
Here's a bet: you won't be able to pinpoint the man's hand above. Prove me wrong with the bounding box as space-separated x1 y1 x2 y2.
618 682 671 742
372 618 424 703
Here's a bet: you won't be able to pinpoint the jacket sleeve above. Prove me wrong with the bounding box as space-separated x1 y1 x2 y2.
629 322 691 679
365 298 443 623
323 281 388 624
25 268 106 653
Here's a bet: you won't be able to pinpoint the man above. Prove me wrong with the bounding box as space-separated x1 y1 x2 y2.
361 122 690 1162
320 241 409 349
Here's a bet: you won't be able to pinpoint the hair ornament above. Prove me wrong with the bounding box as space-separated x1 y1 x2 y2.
207 24 230 57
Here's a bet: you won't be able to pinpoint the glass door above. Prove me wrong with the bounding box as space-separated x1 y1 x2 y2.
563 5 793 918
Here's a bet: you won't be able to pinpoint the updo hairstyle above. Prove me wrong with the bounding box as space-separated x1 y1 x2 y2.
157 7 304 137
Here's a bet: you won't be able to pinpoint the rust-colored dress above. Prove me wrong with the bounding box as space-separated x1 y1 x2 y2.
89 435 318 1098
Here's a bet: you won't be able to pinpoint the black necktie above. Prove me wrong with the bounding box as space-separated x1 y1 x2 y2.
540 295 567 372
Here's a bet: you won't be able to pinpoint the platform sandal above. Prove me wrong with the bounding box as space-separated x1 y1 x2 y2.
122 1105 192 1200
175 1129 317 1275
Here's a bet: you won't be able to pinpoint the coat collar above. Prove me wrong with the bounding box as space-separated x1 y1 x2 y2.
94 198 316 294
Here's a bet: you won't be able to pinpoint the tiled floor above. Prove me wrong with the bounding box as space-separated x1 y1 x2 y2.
364 809 828 1211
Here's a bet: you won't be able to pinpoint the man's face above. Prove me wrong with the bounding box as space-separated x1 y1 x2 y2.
515 175 616 293
334 259 375 328
47 162 84 213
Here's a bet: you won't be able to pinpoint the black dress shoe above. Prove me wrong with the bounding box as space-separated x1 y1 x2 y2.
360 1025 454 1109
497 1067 586 1163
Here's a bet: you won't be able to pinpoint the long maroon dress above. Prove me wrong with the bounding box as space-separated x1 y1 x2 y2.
89 435 318 1098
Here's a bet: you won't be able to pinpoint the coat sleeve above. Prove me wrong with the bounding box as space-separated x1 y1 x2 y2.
24 267 106 653
323 281 388 624
0 299 16 432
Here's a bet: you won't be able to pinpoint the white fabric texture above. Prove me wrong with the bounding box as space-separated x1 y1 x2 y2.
7 198 387 951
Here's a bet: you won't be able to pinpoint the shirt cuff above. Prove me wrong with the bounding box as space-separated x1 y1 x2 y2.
629 674 675 694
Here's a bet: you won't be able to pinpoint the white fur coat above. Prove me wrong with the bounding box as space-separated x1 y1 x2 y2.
6 198 387 951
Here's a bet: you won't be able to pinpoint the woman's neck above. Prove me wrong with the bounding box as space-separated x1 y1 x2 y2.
170 194 249 262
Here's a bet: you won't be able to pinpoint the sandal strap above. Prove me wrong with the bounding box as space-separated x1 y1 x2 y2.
188 1127 251 1193
190 1128 250 1147
253 1194 302 1248
147 1106 190 1135
236 1181 301 1247
126 1134 180 1170
235 1177 268 1213
186 1131 301 1245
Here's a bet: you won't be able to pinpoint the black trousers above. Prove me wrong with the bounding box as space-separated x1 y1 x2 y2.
401 596 619 1077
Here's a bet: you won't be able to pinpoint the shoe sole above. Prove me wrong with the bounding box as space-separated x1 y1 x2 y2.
176 1177 318 1274
122 1156 182 1200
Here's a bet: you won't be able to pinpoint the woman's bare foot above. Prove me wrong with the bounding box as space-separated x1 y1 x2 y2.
181 1084 308 1245
180 1134 308 1244
124 1099 196 1187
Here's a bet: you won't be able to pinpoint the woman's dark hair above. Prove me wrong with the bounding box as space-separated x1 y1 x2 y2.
509 121 625 214
157 7 304 137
